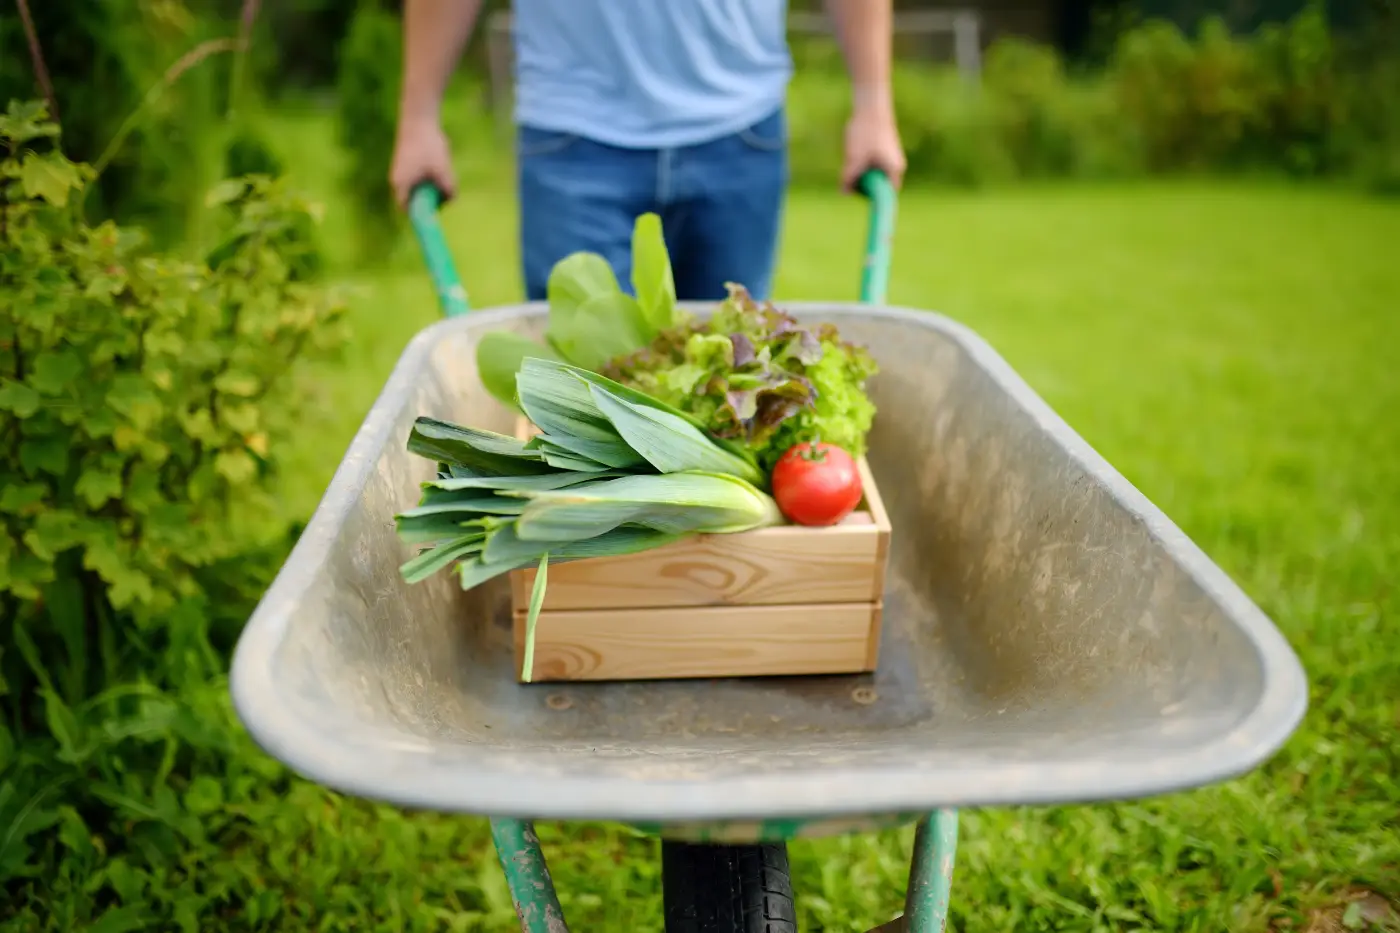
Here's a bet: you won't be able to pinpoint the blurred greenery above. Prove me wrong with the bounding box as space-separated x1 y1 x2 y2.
1 1 1399 930
3 0 1397 250
334 0 402 259
788 4 1400 190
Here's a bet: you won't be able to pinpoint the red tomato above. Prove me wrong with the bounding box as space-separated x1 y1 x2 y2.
771 442 864 526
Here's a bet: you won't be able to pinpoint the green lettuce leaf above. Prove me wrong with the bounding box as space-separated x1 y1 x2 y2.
546 253 651 370
631 212 676 333
475 333 564 410
600 283 879 468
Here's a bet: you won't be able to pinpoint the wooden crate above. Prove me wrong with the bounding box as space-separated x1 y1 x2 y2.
507 419 890 683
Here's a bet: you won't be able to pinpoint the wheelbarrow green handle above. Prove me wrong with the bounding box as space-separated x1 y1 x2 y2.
407 171 896 315
408 183 471 317
856 168 898 306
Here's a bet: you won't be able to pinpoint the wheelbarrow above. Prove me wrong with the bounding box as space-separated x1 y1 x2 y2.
229 171 1308 931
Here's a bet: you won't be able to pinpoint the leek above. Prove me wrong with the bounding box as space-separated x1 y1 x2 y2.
395 358 782 682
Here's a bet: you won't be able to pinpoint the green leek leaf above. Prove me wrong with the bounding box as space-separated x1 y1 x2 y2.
531 430 649 471
482 523 554 563
397 496 528 518
548 525 688 560
425 471 613 493
510 472 779 542
395 514 493 545
538 452 608 472
587 382 764 483
535 444 616 473
457 555 530 591
480 523 687 565
400 534 486 583
521 552 549 682
521 358 759 469
408 417 555 475
516 357 625 443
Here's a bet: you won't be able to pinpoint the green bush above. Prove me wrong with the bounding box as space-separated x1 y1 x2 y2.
896 67 1021 188
788 46 1140 190
782 5 1394 190
0 0 235 245
1107 7 1348 175
335 0 404 260
0 100 347 920
784 65 850 189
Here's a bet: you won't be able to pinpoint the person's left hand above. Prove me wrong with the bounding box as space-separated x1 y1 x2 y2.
841 98 907 192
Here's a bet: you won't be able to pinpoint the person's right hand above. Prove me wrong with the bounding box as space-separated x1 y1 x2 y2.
389 117 456 210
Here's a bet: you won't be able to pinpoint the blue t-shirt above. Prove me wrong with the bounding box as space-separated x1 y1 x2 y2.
511 0 793 149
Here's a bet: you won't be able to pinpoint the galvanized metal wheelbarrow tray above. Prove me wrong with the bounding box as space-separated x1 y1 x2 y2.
230 172 1308 932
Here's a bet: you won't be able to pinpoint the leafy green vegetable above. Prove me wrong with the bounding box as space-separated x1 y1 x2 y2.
467 211 877 474
518 358 761 479
400 533 487 583
545 254 651 370
521 553 548 681
407 418 555 475
510 472 780 542
476 332 564 408
602 284 879 469
473 212 674 409
530 436 631 472
631 213 677 333
586 383 762 482
395 357 781 681
425 471 610 493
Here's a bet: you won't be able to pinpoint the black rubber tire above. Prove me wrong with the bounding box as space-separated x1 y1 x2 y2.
661 840 798 933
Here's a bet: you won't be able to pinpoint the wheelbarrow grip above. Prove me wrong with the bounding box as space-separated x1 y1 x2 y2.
407 182 471 318
856 168 898 306
408 174 895 314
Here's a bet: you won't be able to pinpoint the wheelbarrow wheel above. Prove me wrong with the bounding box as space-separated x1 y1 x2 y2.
661 840 797 932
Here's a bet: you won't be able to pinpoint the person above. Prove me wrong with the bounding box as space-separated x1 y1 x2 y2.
389 0 906 303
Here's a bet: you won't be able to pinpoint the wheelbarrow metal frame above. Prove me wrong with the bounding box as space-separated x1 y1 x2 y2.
407 173 959 932
230 174 1307 931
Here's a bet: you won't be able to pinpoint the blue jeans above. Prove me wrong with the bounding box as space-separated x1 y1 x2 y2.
515 108 788 303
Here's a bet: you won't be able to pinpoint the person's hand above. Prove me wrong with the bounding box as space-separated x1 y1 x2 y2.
841 97 906 192
389 116 456 210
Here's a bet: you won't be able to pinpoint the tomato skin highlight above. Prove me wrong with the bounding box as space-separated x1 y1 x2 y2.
771 442 864 526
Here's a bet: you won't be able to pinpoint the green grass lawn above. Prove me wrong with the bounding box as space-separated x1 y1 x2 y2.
243 171 1399 932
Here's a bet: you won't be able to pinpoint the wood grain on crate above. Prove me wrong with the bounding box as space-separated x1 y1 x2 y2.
511 517 881 611
512 602 881 682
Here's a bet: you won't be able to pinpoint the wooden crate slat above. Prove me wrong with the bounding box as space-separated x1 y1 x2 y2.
513 602 881 682
511 519 882 611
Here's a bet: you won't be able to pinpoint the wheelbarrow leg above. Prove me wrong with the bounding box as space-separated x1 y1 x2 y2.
864 810 959 933
903 810 958 932
490 817 570 933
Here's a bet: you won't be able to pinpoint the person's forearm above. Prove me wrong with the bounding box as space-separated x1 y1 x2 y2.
399 0 483 122
823 0 895 111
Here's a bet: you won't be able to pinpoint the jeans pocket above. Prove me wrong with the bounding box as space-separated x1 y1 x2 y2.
516 126 580 158
737 109 787 153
